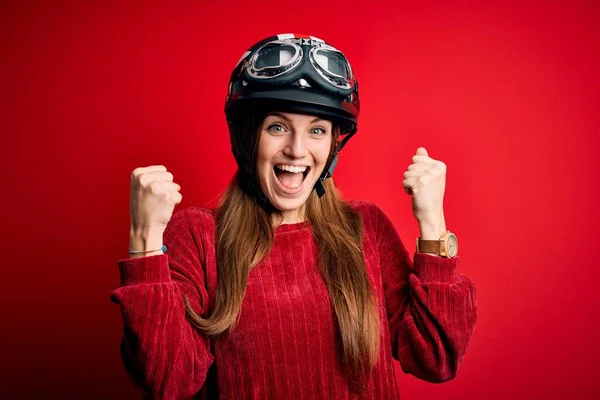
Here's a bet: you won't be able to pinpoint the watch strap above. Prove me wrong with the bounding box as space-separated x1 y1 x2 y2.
416 237 441 254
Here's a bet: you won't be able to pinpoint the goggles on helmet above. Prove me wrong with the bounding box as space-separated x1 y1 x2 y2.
241 37 356 97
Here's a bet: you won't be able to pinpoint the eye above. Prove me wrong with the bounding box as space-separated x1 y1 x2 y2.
267 123 286 133
310 127 327 135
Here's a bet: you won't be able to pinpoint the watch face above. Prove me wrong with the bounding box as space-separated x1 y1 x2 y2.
446 233 458 257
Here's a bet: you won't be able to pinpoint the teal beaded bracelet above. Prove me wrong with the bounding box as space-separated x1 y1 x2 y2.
128 245 167 255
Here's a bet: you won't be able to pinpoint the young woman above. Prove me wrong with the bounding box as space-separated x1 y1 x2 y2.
111 33 478 399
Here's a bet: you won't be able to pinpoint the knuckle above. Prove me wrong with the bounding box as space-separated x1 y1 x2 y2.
148 180 161 193
139 174 148 186
132 167 143 179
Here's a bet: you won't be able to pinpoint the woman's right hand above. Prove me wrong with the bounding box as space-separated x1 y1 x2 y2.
129 165 183 239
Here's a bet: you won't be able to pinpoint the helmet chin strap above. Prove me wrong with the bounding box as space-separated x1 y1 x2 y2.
312 128 356 198
314 154 338 198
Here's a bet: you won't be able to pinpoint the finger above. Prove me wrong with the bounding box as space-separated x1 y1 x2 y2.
165 181 181 191
132 165 167 178
143 170 174 181
403 169 427 179
155 188 178 204
169 191 183 205
408 162 433 170
416 147 428 156
139 171 175 186
412 154 430 163
148 180 180 196
402 177 416 194
144 165 167 172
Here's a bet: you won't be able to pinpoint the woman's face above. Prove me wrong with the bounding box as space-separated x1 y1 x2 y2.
257 111 333 220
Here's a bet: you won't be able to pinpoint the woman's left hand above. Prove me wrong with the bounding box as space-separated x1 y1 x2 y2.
402 147 446 225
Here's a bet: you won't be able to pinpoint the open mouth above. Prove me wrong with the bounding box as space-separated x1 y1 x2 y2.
273 164 311 191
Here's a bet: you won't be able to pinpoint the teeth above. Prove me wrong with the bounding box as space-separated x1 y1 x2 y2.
275 164 308 174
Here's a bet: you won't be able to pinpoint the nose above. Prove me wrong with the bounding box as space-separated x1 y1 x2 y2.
282 131 309 159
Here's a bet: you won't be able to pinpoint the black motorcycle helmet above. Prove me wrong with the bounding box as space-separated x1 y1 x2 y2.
224 33 360 204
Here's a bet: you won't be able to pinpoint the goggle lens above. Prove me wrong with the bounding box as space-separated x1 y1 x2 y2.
314 49 351 80
254 44 297 69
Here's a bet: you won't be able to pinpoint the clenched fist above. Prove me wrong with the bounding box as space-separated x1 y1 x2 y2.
130 165 182 237
402 147 446 225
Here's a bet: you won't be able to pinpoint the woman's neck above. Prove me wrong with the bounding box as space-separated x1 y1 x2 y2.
272 206 306 225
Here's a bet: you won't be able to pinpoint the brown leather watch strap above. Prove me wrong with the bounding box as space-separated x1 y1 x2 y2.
416 238 440 254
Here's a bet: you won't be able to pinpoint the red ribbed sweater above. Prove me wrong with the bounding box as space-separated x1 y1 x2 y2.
110 200 478 399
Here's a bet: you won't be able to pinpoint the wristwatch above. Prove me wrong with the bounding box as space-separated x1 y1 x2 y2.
416 231 458 258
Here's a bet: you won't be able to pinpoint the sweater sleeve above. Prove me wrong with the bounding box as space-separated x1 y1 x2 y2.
371 204 478 383
110 208 214 399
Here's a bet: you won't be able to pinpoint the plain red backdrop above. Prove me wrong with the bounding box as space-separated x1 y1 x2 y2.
2 0 599 398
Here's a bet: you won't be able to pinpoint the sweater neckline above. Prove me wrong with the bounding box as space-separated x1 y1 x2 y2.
274 221 311 233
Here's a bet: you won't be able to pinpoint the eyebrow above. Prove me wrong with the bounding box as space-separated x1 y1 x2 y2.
266 112 324 124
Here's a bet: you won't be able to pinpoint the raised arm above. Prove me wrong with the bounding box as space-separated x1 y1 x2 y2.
373 204 478 383
110 209 214 399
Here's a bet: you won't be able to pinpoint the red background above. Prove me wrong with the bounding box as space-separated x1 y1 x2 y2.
2 0 599 398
